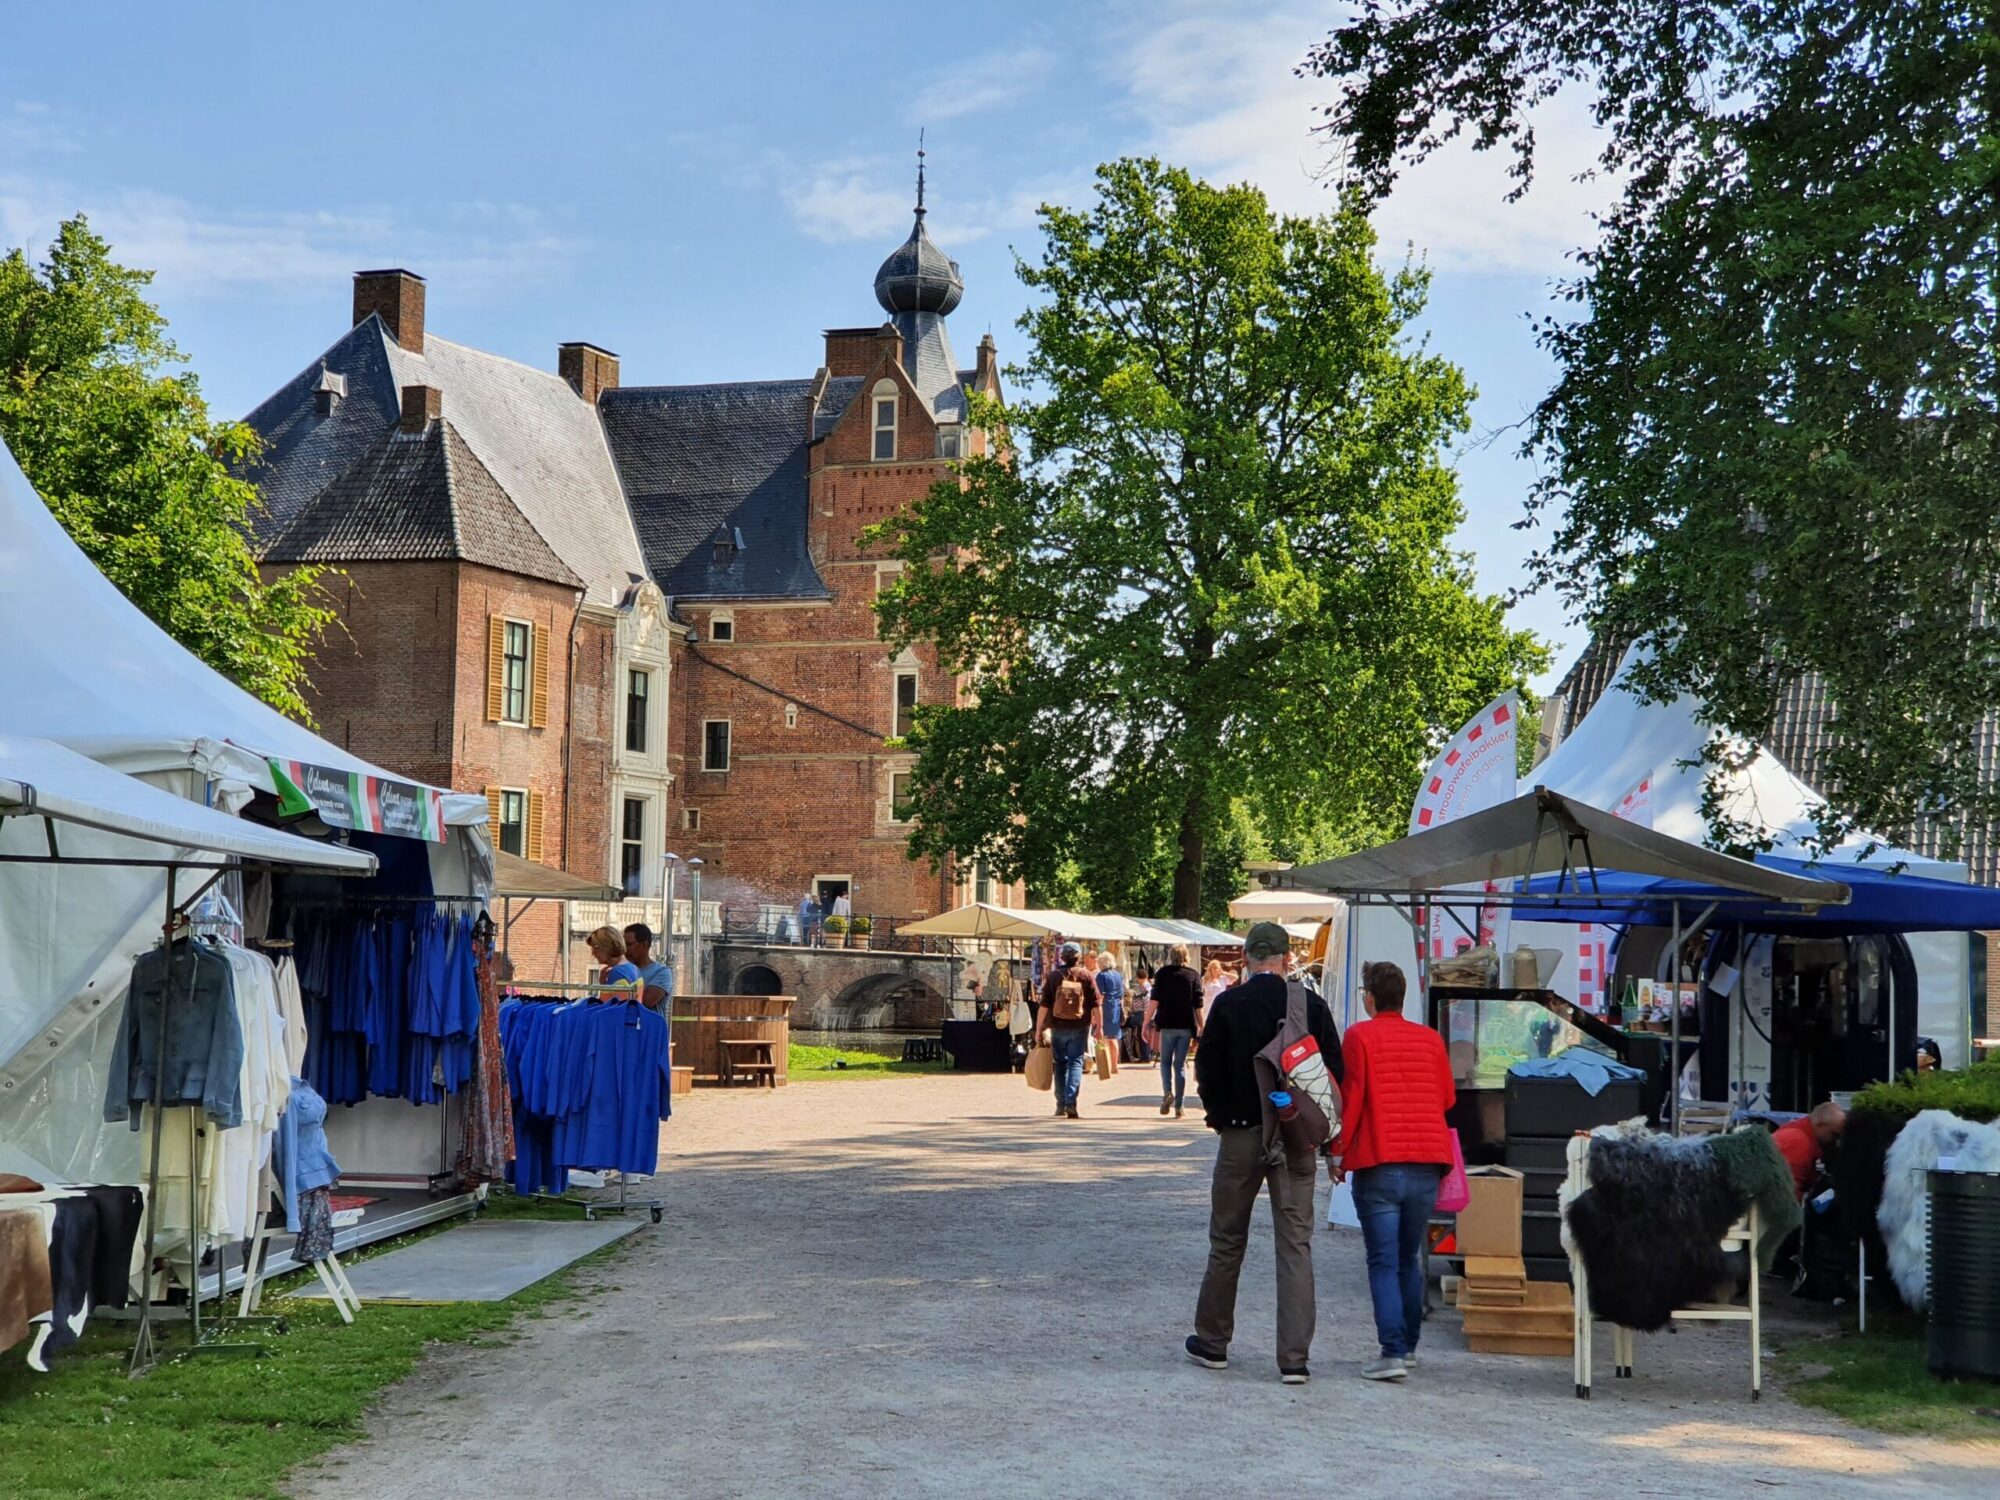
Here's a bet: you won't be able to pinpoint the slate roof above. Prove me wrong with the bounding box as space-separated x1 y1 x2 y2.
598 380 833 601
1548 637 2000 883
893 309 966 424
261 419 579 586
243 318 644 604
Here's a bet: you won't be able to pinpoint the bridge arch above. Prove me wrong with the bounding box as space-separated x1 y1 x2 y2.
734 964 784 997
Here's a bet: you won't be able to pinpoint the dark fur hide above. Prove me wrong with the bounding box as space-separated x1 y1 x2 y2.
1565 1133 1745 1331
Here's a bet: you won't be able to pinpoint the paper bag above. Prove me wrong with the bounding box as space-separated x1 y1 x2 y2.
1024 1044 1054 1091
1094 1040 1114 1080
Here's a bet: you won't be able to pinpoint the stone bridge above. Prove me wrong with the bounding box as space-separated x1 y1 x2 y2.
709 942 958 1031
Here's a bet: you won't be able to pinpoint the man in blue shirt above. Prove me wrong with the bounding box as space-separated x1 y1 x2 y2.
622 923 674 1011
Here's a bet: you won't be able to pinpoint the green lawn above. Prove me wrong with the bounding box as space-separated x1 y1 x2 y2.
788 1042 949 1079
1777 1312 2000 1440
0 1191 634 1499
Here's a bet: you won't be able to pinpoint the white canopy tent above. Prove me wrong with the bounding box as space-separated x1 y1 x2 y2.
1520 647 1974 1067
0 437 488 1183
896 904 1246 949
1227 887 1344 924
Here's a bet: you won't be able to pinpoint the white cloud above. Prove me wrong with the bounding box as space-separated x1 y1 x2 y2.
0 176 577 300
785 162 915 245
1111 2 1611 276
907 49 1054 124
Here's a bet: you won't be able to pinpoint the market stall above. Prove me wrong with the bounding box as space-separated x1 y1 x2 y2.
0 438 494 1268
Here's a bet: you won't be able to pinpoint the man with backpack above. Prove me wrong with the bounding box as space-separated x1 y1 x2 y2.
1186 922 1344 1384
1036 941 1102 1120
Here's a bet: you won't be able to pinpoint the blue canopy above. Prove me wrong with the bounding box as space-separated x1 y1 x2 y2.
1517 856 2000 936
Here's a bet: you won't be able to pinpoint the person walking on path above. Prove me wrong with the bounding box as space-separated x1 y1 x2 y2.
1187 923 1344 1384
1201 958 1229 1010
1037 942 1102 1119
1095 956 1127 1057
1148 944 1204 1117
1334 960 1456 1382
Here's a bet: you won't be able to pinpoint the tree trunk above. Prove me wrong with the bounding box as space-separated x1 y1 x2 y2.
1171 795 1204 919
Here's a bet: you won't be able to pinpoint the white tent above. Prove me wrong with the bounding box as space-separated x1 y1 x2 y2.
1227 887 1344 924
1518 646 1973 1067
0 438 489 1182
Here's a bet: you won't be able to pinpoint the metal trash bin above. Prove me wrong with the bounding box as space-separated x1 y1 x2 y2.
1926 1169 2000 1379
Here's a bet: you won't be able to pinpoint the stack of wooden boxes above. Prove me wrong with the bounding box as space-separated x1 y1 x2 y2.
1456 1166 1574 1356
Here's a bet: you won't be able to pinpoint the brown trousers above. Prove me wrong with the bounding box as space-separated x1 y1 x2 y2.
1193 1126 1319 1370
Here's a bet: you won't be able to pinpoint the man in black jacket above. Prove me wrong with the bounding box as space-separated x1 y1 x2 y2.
1186 922 1344 1385
1147 945 1204 1118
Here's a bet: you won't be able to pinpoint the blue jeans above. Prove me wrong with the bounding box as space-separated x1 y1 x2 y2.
1352 1163 1443 1358
1157 1029 1192 1106
1050 1028 1089 1109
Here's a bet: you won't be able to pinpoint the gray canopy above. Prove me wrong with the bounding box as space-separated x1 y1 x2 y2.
1279 787 1847 908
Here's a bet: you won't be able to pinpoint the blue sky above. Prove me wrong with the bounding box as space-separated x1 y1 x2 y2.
2 1 1610 686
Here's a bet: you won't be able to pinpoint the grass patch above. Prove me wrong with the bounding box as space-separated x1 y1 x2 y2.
1776 1312 2000 1440
0 1190 634 1499
788 1042 948 1079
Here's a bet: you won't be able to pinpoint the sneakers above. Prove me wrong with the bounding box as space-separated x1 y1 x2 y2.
1360 1356 1408 1381
1160 1095 1172 1116
1280 1366 1310 1385
1404 1351 1418 1370
1184 1336 1227 1371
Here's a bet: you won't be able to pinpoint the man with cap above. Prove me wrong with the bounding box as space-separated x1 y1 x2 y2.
1186 922 1345 1385
1036 941 1103 1119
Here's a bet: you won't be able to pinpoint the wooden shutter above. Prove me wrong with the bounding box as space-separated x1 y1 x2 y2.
485 616 505 722
529 623 551 728
526 789 546 862
485 786 502 836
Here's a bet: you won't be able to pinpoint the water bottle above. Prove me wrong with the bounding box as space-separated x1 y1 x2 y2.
1269 1090 1298 1123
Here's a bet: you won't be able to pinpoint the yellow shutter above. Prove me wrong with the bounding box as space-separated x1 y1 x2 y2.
485 616 505 722
529 623 551 728
526 789 546 862
485 786 503 839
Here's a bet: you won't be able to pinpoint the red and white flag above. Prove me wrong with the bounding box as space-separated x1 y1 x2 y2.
1409 692 1521 963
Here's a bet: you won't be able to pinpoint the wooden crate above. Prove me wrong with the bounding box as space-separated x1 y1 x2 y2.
1465 1329 1574 1357
670 995 793 1086
1463 1254 1527 1287
1462 1282 1573 1339
669 1065 695 1097
1458 1281 1528 1308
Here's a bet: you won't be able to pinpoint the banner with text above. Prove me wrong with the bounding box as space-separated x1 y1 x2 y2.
269 758 447 844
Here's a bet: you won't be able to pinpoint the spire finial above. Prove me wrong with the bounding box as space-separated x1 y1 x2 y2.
915 128 927 218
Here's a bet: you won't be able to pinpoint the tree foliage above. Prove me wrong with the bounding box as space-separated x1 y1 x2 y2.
1308 2 2000 852
0 216 332 720
868 159 1543 917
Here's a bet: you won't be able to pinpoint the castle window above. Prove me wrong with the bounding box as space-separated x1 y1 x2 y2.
893 669 918 738
872 380 898 461
703 720 732 772
710 612 734 642
937 424 962 459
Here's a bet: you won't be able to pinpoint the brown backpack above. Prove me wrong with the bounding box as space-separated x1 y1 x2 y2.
1051 970 1090 1024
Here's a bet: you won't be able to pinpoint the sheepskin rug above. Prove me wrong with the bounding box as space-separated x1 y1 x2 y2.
1877 1110 2000 1309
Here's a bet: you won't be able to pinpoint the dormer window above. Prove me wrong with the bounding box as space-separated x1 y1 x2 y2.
312 366 345 420
712 527 743 567
872 380 898 461
937 424 962 459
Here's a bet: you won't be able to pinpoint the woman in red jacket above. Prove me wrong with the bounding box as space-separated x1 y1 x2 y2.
1335 961 1456 1382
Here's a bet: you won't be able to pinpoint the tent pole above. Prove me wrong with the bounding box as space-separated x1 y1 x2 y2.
1671 899 1682 1137
1735 924 1746 1113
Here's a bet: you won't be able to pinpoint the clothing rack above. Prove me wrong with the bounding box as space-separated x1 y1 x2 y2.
129 883 266 1373
503 989 663 1225
282 894 485 909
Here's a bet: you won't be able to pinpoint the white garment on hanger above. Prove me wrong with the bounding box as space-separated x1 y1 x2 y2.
273 953 308 1078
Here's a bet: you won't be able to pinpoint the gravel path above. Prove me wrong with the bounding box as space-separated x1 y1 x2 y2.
288 1072 1999 1499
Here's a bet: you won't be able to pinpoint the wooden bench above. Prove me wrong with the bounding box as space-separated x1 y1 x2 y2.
720 1038 778 1088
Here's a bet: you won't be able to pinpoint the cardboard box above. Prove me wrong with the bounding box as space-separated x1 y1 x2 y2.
1456 1166 1525 1259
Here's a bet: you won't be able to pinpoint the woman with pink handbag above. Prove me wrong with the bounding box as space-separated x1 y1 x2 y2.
1332 960 1458 1383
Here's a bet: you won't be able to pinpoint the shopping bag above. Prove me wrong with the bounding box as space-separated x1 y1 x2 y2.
1094 1040 1114 1080
1434 1129 1471 1214
1024 1044 1054 1091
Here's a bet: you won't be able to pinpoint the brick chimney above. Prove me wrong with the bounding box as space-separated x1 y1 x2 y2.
823 323 905 378
558 342 620 405
354 268 426 353
400 383 441 434
974 332 999 391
